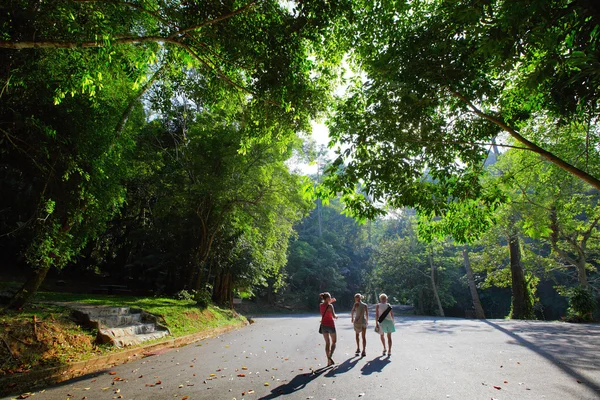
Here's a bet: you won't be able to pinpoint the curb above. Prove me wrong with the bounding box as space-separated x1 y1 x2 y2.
0 320 248 397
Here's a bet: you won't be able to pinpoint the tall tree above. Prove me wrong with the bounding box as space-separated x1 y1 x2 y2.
494 144 600 291
0 0 349 307
323 0 600 219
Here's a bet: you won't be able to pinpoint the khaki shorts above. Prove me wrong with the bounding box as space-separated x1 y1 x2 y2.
353 323 367 332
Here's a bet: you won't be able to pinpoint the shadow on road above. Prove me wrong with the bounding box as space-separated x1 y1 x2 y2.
258 365 334 399
325 355 361 377
483 320 600 397
360 355 391 375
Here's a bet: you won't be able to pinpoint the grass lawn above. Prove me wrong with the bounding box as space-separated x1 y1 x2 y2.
0 287 246 376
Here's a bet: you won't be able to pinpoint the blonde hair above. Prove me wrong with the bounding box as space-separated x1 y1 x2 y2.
354 293 363 299
379 293 388 302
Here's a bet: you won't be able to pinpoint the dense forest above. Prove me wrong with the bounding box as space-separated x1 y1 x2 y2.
1 0 598 322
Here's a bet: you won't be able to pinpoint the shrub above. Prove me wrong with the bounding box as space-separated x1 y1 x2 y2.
173 289 195 301
567 287 597 322
193 290 212 309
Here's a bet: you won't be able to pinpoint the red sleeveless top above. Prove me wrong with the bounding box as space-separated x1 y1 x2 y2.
320 303 335 327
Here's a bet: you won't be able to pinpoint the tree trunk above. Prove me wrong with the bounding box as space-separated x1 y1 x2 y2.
463 246 486 319
8 266 51 310
576 259 589 289
508 228 530 319
428 251 444 317
317 198 323 237
212 270 232 306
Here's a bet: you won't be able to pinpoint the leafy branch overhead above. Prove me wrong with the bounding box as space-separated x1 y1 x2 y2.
1 0 349 117
323 0 600 219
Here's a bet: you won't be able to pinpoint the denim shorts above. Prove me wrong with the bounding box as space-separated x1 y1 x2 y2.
321 325 336 334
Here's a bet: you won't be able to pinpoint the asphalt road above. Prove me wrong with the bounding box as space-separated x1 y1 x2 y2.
5 310 599 400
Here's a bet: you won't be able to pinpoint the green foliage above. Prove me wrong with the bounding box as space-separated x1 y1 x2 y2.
283 197 373 308
323 0 600 218
1 0 350 306
366 215 459 315
193 290 213 309
565 287 597 322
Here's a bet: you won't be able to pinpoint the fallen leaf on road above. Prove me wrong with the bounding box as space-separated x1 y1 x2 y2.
264 382 270 386
493 386 501 390
109 372 117 375
242 367 248 370
504 381 508 384
248 390 255 394
576 380 582 383
359 393 365 397
16 394 31 399
182 397 189 400
237 374 246 377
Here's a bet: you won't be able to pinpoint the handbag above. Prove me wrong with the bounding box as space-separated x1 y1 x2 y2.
378 304 392 323
318 304 330 333
374 325 380 334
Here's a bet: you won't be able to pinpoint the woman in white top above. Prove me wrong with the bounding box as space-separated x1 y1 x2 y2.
375 293 395 355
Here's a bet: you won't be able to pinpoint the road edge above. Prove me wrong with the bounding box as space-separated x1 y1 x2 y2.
0 319 248 397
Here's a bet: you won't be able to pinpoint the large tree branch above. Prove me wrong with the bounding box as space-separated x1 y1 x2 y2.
580 214 600 251
450 90 600 191
114 62 168 137
0 36 176 49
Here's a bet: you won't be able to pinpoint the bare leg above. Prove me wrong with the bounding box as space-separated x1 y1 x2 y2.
387 333 393 355
379 333 386 354
323 333 331 363
361 327 367 356
329 333 337 361
355 331 360 353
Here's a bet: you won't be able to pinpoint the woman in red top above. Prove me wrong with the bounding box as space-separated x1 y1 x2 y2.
319 292 338 366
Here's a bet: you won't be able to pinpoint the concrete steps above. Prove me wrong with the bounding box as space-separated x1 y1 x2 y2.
70 305 170 348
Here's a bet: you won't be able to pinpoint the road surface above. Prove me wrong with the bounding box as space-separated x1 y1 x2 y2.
4 311 599 400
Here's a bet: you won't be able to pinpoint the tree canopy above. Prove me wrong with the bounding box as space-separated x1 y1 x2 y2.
324 0 600 219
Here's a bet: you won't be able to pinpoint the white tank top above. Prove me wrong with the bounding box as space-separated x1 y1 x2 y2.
377 303 393 321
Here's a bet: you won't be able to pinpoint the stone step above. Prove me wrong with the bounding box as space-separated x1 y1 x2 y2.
74 305 134 317
111 330 170 348
101 323 159 338
96 313 143 327
68 303 171 348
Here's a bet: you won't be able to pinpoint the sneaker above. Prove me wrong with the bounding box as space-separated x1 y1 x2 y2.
355 349 360 355
361 350 366 357
382 349 387 355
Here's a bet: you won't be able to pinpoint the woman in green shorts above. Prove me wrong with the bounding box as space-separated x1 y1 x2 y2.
375 293 395 356
351 293 368 357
